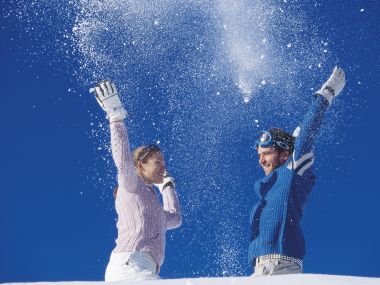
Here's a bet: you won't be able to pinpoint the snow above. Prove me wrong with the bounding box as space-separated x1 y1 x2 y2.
2 274 380 285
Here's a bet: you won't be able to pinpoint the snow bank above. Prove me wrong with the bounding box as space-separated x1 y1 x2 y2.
2 274 379 285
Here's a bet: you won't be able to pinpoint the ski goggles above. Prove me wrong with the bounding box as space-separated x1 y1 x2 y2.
255 131 290 151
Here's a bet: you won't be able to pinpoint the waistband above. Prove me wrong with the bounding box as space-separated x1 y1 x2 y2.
256 254 302 268
109 251 158 272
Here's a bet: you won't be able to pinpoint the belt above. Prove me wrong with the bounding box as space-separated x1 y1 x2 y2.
256 254 302 268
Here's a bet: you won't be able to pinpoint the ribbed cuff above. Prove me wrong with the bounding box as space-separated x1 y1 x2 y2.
315 90 333 106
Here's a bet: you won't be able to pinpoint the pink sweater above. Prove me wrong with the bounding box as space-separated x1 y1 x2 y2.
110 122 182 267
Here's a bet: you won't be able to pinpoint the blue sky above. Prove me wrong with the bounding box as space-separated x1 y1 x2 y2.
1 0 379 282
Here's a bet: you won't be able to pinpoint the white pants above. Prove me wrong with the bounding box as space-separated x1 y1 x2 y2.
253 258 302 276
105 251 160 281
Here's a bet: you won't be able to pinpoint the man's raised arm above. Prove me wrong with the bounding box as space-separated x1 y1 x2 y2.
290 67 346 173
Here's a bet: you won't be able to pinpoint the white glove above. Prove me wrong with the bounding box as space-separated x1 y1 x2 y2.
89 80 127 123
154 172 175 193
316 66 346 105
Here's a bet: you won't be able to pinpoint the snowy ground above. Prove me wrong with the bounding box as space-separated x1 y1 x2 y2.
2 274 380 285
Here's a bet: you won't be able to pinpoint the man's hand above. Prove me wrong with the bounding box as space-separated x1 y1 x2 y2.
154 172 175 193
90 80 127 123
316 66 346 105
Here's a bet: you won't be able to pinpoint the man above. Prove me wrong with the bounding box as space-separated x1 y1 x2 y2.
249 67 346 276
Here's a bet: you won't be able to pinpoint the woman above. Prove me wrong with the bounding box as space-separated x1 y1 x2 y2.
90 80 182 281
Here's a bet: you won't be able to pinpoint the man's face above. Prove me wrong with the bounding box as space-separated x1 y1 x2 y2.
257 146 283 176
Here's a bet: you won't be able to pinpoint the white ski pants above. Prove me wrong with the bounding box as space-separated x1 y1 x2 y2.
105 251 160 281
253 258 302 276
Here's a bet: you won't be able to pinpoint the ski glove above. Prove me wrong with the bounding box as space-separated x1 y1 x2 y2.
90 80 127 123
316 66 346 105
154 172 175 193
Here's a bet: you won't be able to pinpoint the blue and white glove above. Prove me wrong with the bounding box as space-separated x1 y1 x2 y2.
316 66 346 105
90 80 127 123
154 172 175 193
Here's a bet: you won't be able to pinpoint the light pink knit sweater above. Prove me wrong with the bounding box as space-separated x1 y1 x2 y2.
110 122 182 267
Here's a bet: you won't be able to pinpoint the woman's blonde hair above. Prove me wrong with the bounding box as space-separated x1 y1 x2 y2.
114 145 161 198
133 145 161 166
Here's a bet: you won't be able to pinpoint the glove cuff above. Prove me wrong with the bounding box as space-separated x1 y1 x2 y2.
162 181 174 190
315 88 333 105
107 107 128 123
155 177 175 192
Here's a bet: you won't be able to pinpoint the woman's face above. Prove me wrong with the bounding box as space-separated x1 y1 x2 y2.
139 151 166 184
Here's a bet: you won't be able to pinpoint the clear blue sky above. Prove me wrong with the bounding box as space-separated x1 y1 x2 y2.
1 0 379 282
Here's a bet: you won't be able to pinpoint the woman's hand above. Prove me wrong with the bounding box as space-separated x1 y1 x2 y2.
90 80 127 123
154 172 175 193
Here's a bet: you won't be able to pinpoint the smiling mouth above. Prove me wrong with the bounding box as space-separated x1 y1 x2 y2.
261 165 272 173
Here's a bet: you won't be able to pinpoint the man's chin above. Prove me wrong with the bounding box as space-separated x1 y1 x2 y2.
263 167 273 176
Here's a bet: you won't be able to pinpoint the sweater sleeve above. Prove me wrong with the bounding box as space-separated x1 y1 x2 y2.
161 185 182 229
110 121 141 193
288 95 330 176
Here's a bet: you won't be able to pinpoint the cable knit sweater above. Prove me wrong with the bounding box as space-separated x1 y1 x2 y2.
249 95 330 263
110 121 182 267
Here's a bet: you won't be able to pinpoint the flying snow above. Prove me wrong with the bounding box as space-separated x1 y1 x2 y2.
7 0 345 277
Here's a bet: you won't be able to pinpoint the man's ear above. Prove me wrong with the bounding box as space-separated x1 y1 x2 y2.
279 150 290 164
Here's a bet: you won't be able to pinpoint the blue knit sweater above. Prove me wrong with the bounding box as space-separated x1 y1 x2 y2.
248 95 330 263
